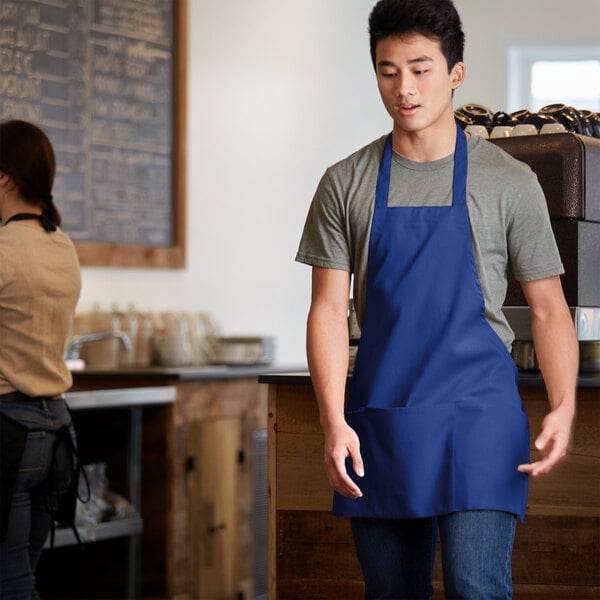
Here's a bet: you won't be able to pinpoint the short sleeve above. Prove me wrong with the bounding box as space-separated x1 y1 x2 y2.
295 169 352 272
506 175 564 282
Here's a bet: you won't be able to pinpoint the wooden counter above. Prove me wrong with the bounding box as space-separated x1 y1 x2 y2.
41 365 295 600
261 373 600 599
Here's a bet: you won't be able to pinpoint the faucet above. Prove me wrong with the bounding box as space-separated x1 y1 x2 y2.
65 331 132 361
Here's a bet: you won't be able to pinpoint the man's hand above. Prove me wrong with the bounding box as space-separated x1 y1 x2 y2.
323 421 364 498
518 405 574 477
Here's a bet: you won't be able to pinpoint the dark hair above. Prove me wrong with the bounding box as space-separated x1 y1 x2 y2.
0 120 61 228
369 0 465 72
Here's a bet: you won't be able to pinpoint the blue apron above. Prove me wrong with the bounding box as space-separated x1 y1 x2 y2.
333 123 529 521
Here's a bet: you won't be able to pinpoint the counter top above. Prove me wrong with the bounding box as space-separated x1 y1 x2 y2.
65 385 177 410
258 371 600 388
516 371 600 388
72 364 304 382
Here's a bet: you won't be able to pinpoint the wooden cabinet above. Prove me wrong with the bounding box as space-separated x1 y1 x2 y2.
167 378 268 600
265 375 600 599
68 368 270 600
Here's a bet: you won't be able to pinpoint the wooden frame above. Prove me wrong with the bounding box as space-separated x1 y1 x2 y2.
75 0 187 268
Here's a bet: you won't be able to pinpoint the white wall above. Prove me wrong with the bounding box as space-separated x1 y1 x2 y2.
453 0 600 111
77 0 600 366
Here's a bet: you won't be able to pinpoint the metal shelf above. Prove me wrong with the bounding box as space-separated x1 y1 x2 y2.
42 386 175 598
46 515 143 548
65 385 176 410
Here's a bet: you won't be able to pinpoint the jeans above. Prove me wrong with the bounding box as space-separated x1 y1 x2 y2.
0 396 74 600
351 510 517 600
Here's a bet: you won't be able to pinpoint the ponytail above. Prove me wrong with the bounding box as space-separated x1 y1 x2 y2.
41 194 61 230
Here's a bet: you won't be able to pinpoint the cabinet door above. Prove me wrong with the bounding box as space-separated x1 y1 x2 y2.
187 416 242 600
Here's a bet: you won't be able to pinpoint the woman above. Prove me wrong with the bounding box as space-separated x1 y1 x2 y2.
0 120 82 599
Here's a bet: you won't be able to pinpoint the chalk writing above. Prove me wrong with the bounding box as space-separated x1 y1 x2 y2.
0 0 174 246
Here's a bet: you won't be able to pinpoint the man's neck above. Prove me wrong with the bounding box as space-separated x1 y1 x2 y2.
392 117 459 162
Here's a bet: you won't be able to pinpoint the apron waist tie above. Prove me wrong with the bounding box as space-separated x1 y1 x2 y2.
0 391 64 403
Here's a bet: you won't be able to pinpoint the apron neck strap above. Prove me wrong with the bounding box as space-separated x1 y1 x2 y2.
2 212 56 232
452 120 468 207
375 135 393 210
376 120 469 209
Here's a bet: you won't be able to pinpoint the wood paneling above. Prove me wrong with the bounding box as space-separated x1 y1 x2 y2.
167 379 268 598
188 416 241 599
268 381 600 598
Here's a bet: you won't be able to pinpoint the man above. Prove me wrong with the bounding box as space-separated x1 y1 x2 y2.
295 0 578 598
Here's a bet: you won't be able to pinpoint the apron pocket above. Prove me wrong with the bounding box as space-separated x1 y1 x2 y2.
332 401 530 520
333 405 455 518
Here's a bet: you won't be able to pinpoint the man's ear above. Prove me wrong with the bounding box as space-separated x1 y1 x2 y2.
450 62 465 90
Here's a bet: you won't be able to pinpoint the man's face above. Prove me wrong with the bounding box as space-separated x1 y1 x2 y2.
375 33 464 134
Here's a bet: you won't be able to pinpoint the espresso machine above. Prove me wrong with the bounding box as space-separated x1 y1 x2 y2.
493 133 600 372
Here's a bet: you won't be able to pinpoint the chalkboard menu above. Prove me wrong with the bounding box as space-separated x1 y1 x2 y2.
0 0 186 267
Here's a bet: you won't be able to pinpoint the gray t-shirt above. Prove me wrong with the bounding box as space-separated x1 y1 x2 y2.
296 134 564 349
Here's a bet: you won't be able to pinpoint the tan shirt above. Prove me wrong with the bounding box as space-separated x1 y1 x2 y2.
0 221 81 397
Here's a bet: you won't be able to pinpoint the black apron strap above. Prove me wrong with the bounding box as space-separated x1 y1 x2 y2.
3 212 56 232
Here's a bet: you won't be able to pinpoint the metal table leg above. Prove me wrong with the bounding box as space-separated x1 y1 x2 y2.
126 406 143 600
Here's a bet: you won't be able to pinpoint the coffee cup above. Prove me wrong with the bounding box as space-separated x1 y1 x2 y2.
464 125 489 139
510 109 532 123
454 111 475 129
540 123 567 135
580 110 600 138
539 104 579 132
456 104 494 128
512 124 538 136
493 111 519 127
490 126 514 138
523 113 559 129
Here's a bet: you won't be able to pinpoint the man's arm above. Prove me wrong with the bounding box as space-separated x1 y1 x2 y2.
307 266 363 498
517 275 578 477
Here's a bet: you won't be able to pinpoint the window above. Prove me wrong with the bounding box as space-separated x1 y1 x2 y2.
507 45 600 112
